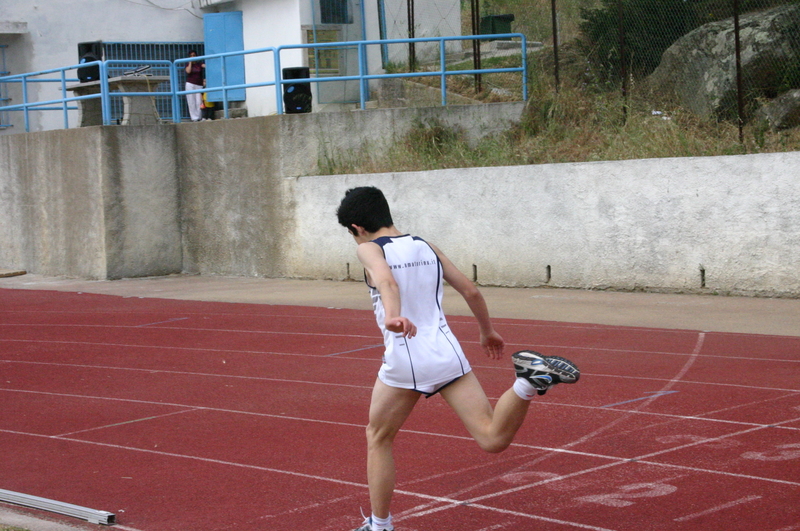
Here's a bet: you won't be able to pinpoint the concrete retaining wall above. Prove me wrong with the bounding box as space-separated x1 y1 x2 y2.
0 126 181 279
292 155 800 296
1 103 798 296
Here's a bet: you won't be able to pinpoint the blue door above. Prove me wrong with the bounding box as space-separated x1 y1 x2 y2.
204 12 246 102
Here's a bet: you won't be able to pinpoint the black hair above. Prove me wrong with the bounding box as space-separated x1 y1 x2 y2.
336 186 394 235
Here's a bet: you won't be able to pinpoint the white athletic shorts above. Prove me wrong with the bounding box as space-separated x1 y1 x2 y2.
378 320 472 396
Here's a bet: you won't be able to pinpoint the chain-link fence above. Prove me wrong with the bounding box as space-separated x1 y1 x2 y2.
512 0 799 140
384 0 799 137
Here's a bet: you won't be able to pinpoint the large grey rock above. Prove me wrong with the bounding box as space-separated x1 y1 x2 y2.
754 88 800 130
648 3 800 120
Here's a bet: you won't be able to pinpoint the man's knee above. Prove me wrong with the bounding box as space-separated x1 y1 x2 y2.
477 437 512 454
366 423 395 448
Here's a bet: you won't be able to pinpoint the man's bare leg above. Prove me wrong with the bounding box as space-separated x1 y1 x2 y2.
366 379 421 518
440 371 531 453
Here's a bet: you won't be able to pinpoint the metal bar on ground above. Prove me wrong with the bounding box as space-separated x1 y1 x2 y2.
0 489 116 525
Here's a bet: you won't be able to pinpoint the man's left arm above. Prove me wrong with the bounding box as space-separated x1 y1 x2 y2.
357 242 417 338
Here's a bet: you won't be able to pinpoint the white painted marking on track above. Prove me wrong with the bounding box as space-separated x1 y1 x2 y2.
673 495 762 522
0 359 374 389
54 408 200 437
0 323 378 340
601 390 679 408
136 317 189 327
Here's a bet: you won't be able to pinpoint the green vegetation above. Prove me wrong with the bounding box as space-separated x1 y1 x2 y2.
324 84 800 175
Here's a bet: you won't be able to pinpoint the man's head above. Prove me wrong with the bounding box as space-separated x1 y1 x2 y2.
337 186 394 236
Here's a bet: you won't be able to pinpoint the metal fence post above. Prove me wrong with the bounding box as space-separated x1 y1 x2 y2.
618 0 627 123
551 0 560 93
472 0 482 93
733 0 745 143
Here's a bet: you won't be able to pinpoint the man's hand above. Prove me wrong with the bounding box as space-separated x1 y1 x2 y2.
480 330 505 360
386 317 416 338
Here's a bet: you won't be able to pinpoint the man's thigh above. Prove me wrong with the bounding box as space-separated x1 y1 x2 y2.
368 378 421 438
439 372 494 434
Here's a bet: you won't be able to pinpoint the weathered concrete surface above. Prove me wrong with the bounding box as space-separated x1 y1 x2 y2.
0 126 181 279
285 153 800 297
1 127 107 278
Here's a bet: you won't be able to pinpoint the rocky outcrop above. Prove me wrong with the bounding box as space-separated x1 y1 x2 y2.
648 3 800 121
754 89 800 131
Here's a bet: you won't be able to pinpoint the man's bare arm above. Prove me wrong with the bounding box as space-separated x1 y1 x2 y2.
429 243 504 359
356 242 417 338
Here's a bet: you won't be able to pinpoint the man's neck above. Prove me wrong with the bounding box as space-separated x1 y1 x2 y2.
367 226 404 240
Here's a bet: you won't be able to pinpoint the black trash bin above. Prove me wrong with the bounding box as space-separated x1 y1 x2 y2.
282 67 312 114
479 14 515 40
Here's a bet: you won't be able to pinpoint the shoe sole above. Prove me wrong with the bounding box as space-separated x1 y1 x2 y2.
512 350 580 384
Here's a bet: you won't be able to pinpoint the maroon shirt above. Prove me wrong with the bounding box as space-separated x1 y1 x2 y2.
186 62 203 85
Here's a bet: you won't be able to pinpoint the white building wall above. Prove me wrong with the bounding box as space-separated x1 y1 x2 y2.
0 0 204 134
212 0 304 117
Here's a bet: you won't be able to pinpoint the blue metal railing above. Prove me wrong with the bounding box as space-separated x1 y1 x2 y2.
0 34 528 132
272 34 528 112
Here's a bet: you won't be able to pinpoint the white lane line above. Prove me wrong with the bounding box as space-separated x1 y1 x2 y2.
673 495 762 522
54 408 200 438
136 317 189 327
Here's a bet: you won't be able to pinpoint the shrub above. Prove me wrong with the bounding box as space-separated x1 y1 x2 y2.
579 0 698 83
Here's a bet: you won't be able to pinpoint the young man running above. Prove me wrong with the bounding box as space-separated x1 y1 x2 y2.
336 186 580 531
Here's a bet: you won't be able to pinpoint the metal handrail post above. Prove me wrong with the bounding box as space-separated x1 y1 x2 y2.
359 42 367 110
220 56 228 119
440 39 447 106
60 70 69 129
521 34 528 101
22 76 29 132
100 62 111 125
170 62 181 123
274 50 283 115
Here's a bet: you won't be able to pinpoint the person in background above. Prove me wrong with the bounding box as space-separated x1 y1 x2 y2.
185 50 204 122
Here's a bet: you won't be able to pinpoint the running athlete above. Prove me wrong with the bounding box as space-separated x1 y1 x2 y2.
336 186 580 531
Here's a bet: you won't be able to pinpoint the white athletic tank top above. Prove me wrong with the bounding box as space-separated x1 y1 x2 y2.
367 235 471 394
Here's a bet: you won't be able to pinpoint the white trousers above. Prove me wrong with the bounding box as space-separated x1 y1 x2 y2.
185 82 203 121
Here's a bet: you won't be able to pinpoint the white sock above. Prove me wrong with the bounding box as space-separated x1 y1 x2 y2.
513 377 538 400
372 513 392 530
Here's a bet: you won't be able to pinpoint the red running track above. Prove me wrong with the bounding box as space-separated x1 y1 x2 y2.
1 288 799 531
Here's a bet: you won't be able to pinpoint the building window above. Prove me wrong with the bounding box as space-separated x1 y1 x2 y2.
320 0 351 24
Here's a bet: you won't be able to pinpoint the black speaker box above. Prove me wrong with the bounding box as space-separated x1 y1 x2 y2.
77 41 103 83
282 67 312 114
